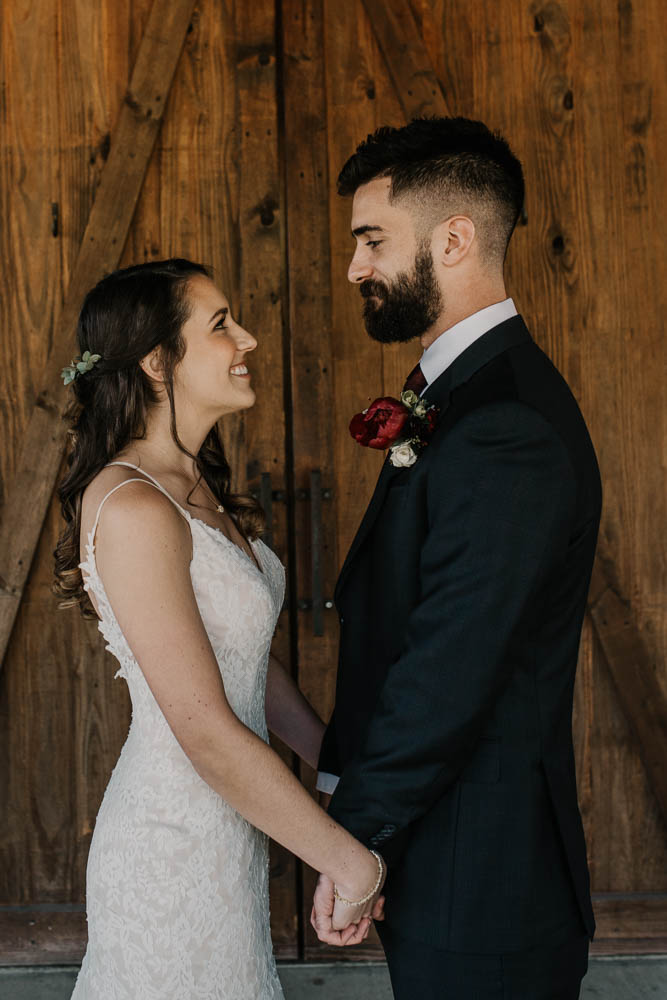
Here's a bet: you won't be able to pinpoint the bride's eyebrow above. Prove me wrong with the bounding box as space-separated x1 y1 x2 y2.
209 307 229 324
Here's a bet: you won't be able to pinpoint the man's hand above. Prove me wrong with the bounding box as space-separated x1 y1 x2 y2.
311 873 374 946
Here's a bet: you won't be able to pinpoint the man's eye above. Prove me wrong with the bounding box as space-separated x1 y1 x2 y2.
366 240 382 249
214 319 228 330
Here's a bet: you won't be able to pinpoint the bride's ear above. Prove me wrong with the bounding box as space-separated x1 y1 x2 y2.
139 347 166 383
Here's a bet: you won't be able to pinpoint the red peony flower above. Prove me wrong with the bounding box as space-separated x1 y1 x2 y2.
349 397 409 450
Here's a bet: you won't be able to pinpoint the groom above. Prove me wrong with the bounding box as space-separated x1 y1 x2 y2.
311 117 601 999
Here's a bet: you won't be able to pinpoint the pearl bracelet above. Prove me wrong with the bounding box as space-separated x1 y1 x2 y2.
333 850 385 906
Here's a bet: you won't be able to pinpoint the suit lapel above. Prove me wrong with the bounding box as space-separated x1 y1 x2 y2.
335 315 533 601
335 457 410 601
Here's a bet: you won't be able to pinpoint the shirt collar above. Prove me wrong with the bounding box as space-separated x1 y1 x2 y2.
419 298 518 391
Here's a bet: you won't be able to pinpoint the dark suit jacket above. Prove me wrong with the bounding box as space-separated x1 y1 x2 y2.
320 316 601 954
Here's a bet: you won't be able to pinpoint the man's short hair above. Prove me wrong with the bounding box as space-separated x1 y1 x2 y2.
338 117 525 264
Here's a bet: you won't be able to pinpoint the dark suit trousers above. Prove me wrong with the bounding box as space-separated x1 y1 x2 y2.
377 918 589 1000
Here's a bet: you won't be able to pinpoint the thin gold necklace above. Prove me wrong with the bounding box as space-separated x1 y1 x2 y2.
198 479 225 514
123 444 226 514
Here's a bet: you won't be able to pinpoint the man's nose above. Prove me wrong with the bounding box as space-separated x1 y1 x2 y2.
347 255 374 284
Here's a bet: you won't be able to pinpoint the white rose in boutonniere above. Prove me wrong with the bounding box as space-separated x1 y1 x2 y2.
400 389 420 408
389 441 418 467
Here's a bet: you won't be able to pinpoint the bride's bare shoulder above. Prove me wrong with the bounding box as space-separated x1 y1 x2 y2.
81 464 190 557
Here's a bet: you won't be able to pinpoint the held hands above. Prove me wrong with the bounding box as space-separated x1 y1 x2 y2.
310 851 386 947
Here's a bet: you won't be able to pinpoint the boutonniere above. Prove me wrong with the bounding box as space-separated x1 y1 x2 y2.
349 389 439 468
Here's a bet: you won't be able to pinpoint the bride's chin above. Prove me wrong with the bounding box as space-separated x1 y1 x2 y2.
214 393 256 418
234 392 257 412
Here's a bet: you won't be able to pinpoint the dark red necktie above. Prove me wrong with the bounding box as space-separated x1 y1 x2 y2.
402 362 427 395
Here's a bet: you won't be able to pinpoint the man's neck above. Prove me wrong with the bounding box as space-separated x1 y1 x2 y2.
421 285 508 350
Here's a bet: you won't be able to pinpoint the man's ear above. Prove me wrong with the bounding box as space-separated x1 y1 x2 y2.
432 215 476 268
139 347 165 383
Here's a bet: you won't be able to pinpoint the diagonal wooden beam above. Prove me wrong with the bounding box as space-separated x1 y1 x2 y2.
0 0 197 670
587 547 667 832
361 0 451 119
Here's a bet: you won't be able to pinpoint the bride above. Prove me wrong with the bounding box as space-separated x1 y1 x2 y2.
54 259 385 999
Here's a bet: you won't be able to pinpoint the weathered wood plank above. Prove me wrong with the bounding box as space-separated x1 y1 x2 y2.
0 506 131 904
361 0 450 119
410 0 475 118
281 0 341 959
2 893 664 964
573 0 667 889
591 893 667 955
0 907 87 965
0 0 136 908
234 0 298 958
324 0 390 576
0 0 197 670
0 0 62 484
588 553 667 833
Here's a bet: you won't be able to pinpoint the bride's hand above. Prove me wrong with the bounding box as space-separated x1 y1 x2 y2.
331 850 386 931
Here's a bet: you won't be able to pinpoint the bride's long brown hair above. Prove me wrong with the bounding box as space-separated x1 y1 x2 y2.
53 258 265 620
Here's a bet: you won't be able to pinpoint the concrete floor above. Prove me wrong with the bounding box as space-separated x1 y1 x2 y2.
0 957 666 999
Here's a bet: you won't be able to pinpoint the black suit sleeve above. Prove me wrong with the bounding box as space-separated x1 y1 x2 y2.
328 401 577 854
318 705 341 776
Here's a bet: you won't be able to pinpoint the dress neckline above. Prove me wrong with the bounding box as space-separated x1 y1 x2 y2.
104 461 265 577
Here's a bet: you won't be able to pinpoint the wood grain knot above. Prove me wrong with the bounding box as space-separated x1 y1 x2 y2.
257 195 278 227
35 391 56 413
89 134 111 166
124 92 156 120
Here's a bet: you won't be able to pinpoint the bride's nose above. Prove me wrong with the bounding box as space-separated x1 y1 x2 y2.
234 325 257 352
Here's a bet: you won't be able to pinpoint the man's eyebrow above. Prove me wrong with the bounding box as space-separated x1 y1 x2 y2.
209 307 229 324
351 225 386 238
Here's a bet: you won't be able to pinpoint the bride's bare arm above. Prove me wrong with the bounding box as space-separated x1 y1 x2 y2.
265 654 325 770
93 482 378 912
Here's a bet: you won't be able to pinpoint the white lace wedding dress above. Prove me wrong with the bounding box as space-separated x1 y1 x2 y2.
70 461 285 1000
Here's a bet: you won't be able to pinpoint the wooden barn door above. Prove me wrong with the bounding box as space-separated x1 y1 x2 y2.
1 0 665 969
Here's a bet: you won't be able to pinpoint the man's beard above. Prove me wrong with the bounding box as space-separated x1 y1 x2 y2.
360 248 443 344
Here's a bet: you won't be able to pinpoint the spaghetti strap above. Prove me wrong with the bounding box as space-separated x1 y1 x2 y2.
105 461 188 513
88 465 191 550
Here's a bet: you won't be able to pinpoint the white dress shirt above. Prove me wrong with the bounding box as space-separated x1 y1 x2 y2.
316 297 518 795
418 297 517 392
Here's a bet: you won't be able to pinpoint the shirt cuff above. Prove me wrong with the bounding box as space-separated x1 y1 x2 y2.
316 771 340 794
